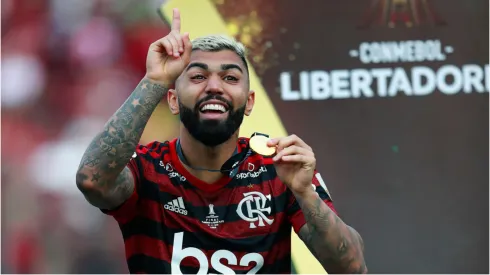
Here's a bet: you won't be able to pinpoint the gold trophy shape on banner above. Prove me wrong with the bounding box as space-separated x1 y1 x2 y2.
358 0 447 29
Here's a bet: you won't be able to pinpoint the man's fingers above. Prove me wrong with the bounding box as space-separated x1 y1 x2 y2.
160 38 173 56
180 32 192 63
182 32 191 50
283 134 310 150
273 145 313 162
165 36 180 57
272 136 296 151
171 8 181 33
270 135 311 152
279 155 314 164
169 31 184 53
267 138 279 147
150 38 172 55
150 31 189 59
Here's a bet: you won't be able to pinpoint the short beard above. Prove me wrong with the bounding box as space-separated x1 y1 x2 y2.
178 95 246 147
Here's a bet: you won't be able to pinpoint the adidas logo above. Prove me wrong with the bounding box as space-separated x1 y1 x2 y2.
164 197 188 216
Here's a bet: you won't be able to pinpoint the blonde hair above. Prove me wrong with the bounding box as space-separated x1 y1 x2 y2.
191 34 248 71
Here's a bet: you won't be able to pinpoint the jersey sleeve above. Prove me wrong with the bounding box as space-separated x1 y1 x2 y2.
287 170 338 233
100 141 162 223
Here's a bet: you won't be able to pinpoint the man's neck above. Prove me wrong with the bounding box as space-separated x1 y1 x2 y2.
178 128 238 183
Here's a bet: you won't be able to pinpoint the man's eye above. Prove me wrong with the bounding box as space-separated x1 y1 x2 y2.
224 76 238 81
192 75 205 80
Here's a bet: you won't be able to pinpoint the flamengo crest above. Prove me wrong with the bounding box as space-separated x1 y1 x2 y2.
236 192 274 228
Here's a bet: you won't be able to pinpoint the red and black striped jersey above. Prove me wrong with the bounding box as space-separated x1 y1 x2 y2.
102 137 336 274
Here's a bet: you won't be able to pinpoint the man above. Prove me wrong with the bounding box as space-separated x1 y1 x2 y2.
76 8 366 274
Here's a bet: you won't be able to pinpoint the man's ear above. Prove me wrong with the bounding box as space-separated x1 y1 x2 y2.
245 90 255 116
167 89 180 115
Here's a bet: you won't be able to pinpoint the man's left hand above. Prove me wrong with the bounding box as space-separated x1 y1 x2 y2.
268 134 316 195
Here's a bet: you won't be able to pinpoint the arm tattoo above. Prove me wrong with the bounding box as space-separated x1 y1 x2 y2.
76 78 168 209
78 167 135 209
296 192 367 274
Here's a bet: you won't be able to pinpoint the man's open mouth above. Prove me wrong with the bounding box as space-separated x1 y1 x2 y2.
199 102 229 114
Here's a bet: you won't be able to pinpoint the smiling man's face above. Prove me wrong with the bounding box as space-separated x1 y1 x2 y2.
169 49 255 147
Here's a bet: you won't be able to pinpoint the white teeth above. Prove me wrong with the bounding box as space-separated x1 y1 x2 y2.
200 104 226 113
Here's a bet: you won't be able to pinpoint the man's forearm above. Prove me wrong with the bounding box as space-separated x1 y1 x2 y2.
296 190 367 274
77 78 168 185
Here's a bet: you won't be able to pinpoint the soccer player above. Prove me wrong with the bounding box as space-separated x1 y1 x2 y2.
76 8 366 274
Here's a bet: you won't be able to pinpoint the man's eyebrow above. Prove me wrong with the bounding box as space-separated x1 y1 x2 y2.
185 62 243 73
186 62 208 71
221 64 243 73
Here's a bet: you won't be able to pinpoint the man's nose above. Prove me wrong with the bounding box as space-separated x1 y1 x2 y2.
205 75 224 94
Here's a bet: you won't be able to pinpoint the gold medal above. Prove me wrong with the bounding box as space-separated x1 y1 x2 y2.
249 134 276 156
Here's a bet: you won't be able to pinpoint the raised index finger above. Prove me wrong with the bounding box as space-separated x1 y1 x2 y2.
171 8 181 32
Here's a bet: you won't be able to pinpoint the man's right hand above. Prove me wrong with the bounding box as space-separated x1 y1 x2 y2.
145 8 192 86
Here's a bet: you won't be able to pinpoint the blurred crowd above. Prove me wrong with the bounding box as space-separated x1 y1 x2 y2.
1 0 179 273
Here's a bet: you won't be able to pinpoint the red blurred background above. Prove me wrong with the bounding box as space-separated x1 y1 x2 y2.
1 0 179 272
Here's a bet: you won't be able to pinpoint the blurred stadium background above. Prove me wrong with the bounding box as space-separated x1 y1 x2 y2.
1 0 488 273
